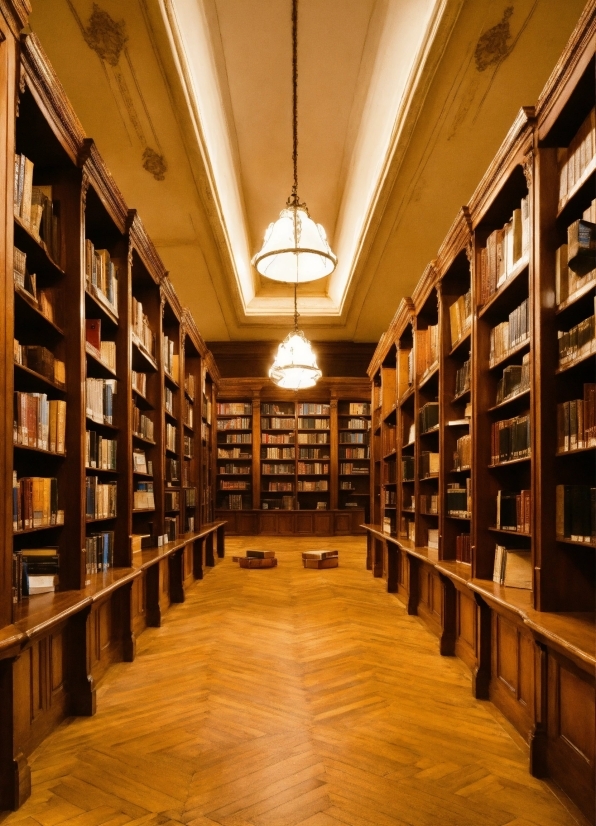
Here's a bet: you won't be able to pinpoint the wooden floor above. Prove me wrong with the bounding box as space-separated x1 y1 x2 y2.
2 537 587 826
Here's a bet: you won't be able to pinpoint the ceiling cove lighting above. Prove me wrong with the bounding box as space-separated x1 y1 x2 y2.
269 284 322 390
251 0 337 284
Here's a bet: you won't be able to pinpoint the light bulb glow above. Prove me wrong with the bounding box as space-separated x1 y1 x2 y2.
252 205 337 283
269 330 322 390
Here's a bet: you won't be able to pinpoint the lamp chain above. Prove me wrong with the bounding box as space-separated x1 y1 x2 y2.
291 0 298 206
293 281 299 331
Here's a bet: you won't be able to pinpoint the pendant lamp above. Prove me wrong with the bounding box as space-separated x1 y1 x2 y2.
269 283 322 390
252 0 337 283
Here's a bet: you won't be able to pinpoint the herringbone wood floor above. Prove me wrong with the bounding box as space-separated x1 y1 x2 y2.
1 537 586 826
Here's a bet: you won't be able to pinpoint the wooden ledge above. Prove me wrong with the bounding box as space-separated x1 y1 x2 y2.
0 624 24 657
133 523 226 570
524 611 595 671
435 559 472 586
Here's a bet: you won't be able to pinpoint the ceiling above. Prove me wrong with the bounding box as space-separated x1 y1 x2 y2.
29 0 587 343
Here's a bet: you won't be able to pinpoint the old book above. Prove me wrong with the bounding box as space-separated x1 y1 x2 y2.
303 557 338 569
246 550 276 559
302 550 338 560
502 549 532 589
20 156 34 227
130 534 151 553
567 219 596 276
86 319 101 351
238 557 278 568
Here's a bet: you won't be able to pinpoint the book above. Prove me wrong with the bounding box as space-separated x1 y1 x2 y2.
303 558 338 569
302 550 338 560
246 550 276 559
238 557 278 568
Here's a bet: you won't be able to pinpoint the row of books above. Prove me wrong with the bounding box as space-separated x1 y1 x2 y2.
479 198 530 307
220 480 250 490
555 210 596 306
217 402 252 415
495 354 530 405
14 341 65 386
383 514 396 535
133 450 153 475
132 370 147 397
14 248 62 321
220 432 251 444
202 394 212 424
340 463 368 475
183 399 194 428
166 458 179 483
419 401 439 433
416 324 439 378
133 482 155 511
85 478 117 520
496 489 531 533
557 304 596 367
164 489 179 511
183 434 194 457
490 415 531 464
14 155 61 264
86 431 116 470
85 319 116 370
420 451 439 478
344 418 370 430
261 433 294 444
427 529 439 551
14 392 66 453
298 462 329 474
402 455 415 481
131 297 155 357
300 433 331 444
455 533 471 564
219 447 252 459
218 464 251 475
454 358 470 398
340 447 369 459
261 403 294 415
13 473 63 531
493 545 531 589
262 463 294 474
339 432 368 444
420 494 438 514
382 426 397 455
217 416 251 430
13 547 59 601
262 496 295 510
347 403 371 415
453 433 471 471
184 488 196 508
384 462 397 483
133 407 154 441
446 480 471 517
266 481 293 492
555 485 595 544
165 387 174 416
384 489 396 505
184 373 195 400
556 384 596 452
400 517 416 542
489 298 530 366
165 423 177 452
86 378 116 425
296 403 330 415
262 447 294 459
223 494 245 510
85 531 115 575
85 240 118 314
184 514 196 532
297 417 330 430
298 480 329 491
448 289 472 348
163 336 179 379
558 108 595 207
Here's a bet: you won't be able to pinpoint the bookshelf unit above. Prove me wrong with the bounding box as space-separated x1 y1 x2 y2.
364 6 596 819
0 19 225 812
214 379 370 535
216 398 253 513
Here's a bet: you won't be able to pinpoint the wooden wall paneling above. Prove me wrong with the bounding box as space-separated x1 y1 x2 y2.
329 397 338 510
205 532 215 567
192 537 204 580
0 650 31 810
545 649 595 821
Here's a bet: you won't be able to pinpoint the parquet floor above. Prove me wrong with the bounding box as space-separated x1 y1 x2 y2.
2 537 587 826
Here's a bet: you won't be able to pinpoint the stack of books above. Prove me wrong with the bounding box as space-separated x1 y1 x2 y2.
302 550 338 569
233 549 277 568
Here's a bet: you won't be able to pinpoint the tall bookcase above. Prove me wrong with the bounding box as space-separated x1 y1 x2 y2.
365 5 596 819
0 19 224 812
214 378 370 535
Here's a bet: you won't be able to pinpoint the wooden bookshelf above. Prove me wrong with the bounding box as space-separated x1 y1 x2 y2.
364 6 596 820
214 379 370 535
0 18 225 811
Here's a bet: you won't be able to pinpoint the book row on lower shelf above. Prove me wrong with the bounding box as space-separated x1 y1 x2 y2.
556 383 596 451
12 473 63 531
12 547 61 601
14 342 65 386
14 393 66 453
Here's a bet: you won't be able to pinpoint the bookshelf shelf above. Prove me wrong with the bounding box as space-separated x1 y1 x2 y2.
14 214 65 276
85 288 119 327
556 348 596 374
478 256 529 320
418 362 439 389
489 337 530 370
14 443 65 458
14 287 64 335
489 527 532 537
555 276 596 315
448 329 471 357
556 152 596 218
14 362 66 393
488 455 531 468
556 536 596 548
488 388 531 413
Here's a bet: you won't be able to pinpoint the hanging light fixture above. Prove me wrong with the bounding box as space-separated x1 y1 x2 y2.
269 282 322 389
252 0 337 283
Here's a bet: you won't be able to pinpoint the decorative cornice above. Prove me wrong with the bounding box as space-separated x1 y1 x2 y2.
126 209 166 284
160 273 183 320
535 0 596 137
467 106 535 228
0 0 31 39
79 139 128 231
217 376 370 400
21 33 85 165
435 207 472 279
367 297 414 378
411 261 439 314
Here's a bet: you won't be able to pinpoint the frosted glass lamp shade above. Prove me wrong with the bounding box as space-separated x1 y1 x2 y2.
252 206 337 283
269 330 322 390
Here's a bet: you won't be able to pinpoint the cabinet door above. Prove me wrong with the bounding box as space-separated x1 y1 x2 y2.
334 512 351 534
278 513 296 535
297 513 314 534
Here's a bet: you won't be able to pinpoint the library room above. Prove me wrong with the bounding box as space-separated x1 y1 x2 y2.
0 0 594 824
